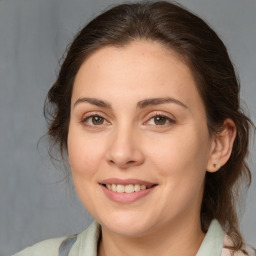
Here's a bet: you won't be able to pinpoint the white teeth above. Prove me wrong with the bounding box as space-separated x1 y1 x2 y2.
134 184 140 192
116 184 125 193
112 184 117 192
141 185 146 190
125 184 134 193
105 184 151 193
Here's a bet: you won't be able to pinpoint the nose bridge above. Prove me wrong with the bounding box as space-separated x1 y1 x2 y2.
106 122 144 168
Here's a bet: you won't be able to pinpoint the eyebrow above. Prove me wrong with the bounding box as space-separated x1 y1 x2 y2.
74 97 188 109
137 97 188 109
74 97 112 108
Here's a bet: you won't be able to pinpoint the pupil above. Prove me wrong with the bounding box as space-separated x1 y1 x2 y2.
93 116 103 125
155 116 166 125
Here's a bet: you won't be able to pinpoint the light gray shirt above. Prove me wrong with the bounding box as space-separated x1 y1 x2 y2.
13 219 255 256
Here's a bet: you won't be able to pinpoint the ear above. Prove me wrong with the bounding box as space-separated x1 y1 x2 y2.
207 118 236 173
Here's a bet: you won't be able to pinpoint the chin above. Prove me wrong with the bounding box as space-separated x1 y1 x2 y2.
97 211 158 237
103 222 152 237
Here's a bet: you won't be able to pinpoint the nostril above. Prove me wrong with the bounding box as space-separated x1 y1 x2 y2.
108 160 115 165
108 159 136 167
127 160 136 164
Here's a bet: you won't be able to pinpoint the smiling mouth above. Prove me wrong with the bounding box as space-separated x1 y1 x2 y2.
102 184 157 193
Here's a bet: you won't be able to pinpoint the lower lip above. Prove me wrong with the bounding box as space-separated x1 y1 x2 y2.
100 185 156 204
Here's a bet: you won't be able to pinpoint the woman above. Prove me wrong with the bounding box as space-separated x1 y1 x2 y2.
14 1 255 255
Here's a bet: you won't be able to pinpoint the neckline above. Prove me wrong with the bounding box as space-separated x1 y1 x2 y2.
74 219 224 256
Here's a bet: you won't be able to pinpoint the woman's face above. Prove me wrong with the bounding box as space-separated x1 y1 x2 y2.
68 40 215 237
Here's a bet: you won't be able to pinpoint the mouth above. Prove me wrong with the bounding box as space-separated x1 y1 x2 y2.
101 183 157 193
99 179 158 203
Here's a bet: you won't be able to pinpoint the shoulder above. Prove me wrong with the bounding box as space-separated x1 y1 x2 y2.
12 236 67 256
221 235 256 256
12 221 100 256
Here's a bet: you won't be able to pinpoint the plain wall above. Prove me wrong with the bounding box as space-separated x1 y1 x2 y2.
0 0 255 255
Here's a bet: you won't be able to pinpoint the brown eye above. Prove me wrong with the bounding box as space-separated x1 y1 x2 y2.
91 116 104 125
154 116 168 125
146 114 174 127
82 115 107 126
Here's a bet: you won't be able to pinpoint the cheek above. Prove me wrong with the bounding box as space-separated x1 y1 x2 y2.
148 130 209 212
146 127 211 179
67 127 106 211
67 126 104 178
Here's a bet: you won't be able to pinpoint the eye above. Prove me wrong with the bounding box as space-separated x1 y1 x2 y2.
82 115 108 126
146 114 175 126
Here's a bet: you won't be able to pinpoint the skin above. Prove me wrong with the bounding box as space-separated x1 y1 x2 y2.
68 40 236 256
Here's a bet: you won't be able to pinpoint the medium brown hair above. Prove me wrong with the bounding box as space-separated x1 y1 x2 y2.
44 1 255 252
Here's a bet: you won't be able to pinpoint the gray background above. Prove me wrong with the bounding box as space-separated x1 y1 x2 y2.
0 0 255 255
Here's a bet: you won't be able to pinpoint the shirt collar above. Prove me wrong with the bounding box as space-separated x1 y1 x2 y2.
196 219 225 256
72 219 224 256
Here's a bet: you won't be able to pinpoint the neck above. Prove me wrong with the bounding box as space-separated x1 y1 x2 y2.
98 215 205 256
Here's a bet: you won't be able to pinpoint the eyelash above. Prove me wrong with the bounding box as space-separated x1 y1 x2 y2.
144 112 175 127
81 113 110 127
80 112 175 128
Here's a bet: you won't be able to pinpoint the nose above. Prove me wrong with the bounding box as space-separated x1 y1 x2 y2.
106 126 145 169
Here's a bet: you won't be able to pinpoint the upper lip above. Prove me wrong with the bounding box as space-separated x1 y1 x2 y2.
99 178 157 186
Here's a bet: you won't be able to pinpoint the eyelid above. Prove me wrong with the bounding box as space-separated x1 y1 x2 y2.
79 110 175 127
81 111 111 126
143 111 176 126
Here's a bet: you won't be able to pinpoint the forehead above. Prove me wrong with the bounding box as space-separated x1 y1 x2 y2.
77 40 187 77
72 40 204 113
74 40 189 81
